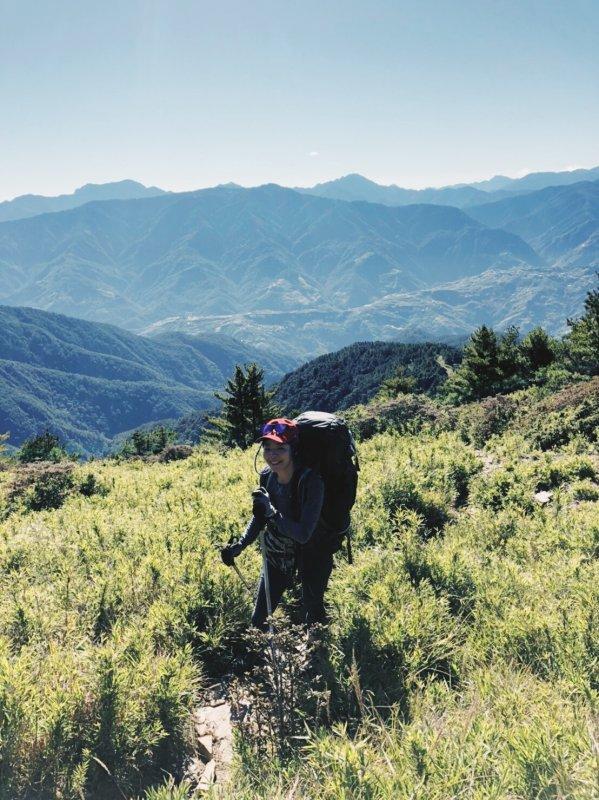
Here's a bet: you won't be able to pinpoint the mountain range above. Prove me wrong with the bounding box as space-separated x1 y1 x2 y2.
0 183 547 354
1 166 597 450
298 166 599 209
0 180 166 223
0 306 294 453
467 181 599 267
0 176 596 358
3 165 597 223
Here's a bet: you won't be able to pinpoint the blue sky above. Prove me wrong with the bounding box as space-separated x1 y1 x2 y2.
1 0 598 200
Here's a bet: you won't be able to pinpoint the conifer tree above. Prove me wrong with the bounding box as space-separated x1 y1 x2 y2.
444 325 502 401
18 430 67 463
497 325 525 389
207 363 279 449
565 283 599 375
520 326 556 372
131 429 148 456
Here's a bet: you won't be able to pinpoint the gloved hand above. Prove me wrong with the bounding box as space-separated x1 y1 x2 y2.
252 487 276 521
220 540 243 566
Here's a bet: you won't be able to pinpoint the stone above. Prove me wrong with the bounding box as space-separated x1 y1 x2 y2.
197 760 216 792
214 735 234 768
186 757 205 783
534 490 553 504
197 734 213 762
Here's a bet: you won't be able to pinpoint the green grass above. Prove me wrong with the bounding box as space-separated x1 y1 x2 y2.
0 384 597 799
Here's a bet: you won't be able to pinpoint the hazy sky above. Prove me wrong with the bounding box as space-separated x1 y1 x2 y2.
1 0 598 200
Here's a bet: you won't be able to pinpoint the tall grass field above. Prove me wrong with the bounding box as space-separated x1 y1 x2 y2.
0 380 597 799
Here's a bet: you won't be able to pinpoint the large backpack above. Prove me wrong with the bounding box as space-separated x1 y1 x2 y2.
293 411 360 560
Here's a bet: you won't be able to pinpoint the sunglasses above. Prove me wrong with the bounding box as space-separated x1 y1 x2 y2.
260 421 291 437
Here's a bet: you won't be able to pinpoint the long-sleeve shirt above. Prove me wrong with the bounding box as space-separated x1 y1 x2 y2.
239 467 325 575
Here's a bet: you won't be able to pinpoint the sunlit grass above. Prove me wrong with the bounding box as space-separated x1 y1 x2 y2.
0 410 597 798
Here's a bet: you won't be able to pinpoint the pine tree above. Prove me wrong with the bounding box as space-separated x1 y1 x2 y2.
565 283 599 376
207 363 279 449
154 425 171 452
444 326 501 401
18 430 67 463
521 326 556 372
131 429 148 456
497 326 524 389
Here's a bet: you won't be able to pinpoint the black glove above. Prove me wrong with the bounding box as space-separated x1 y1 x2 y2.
221 541 243 566
252 487 276 521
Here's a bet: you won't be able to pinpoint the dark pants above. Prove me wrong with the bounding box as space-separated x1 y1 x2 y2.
251 552 334 630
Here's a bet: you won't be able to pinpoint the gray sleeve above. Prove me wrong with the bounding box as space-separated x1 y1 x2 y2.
238 515 265 549
271 470 324 544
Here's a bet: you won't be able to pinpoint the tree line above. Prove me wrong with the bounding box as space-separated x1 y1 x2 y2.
443 284 598 402
3 283 597 460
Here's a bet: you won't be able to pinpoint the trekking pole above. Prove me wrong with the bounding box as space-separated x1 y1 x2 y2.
259 530 286 742
259 531 274 636
215 542 253 594
231 560 253 593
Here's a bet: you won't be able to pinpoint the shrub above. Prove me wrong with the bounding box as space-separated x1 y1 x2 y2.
229 620 328 762
7 462 76 512
458 394 517 447
570 480 599 502
471 467 534 514
345 395 453 441
532 456 596 491
329 550 463 715
380 475 451 536
521 378 599 449
79 472 109 497
117 425 177 459
0 638 199 800
18 430 68 463
157 444 194 462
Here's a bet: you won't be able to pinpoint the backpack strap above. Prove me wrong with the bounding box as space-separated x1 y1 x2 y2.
290 466 310 520
260 468 274 492
261 467 308 521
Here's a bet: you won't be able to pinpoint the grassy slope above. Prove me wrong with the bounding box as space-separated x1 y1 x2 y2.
0 382 597 799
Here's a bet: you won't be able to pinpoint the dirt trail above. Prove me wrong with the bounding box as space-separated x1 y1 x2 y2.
187 685 234 793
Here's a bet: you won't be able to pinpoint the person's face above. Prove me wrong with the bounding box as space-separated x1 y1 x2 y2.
262 440 293 472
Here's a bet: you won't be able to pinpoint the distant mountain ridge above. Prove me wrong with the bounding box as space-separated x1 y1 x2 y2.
467 180 599 268
0 305 294 453
466 165 599 193
0 180 166 223
148 265 595 358
298 174 490 208
299 166 599 209
0 178 596 360
0 184 540 347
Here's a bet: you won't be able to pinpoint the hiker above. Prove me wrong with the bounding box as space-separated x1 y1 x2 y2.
220 417 337 630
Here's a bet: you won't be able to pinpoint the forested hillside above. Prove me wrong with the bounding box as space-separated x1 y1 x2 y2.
274 340 462 413
0 306 293 453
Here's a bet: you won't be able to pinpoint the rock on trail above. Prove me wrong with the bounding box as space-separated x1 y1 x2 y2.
187 687 234 793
